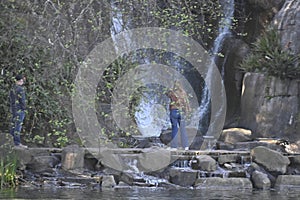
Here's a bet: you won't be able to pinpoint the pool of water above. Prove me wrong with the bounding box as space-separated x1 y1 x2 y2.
0 187 299 200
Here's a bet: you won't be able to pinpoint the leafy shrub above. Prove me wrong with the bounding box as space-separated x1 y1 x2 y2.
0 2 74 147
240 29 300 79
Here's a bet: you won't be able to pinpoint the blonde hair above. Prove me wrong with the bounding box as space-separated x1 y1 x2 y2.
173 81 185 96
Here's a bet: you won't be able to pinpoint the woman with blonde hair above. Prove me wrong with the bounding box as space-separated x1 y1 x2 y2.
167 81 190 150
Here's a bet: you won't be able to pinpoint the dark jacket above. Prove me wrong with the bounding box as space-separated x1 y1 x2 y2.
10 85 26 115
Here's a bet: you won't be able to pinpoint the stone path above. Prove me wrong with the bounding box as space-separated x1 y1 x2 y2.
21 147 251 161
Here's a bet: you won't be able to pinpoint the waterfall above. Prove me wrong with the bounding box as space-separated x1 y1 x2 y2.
110 1 170 137
110 1 133 52
108 0 234 139
191 0 234 138
134 88 170 137
211 0 234 63
134 0 234 138
214 0 234 79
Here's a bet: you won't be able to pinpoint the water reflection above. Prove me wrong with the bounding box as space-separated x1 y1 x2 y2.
1 187 300 200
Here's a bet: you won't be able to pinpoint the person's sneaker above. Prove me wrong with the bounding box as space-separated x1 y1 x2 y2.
184 147 189 150
15 144 28 148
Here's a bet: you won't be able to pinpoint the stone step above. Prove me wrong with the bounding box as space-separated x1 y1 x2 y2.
16 147 251 161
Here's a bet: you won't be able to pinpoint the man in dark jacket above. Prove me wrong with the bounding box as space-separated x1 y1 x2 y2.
9 74 27 148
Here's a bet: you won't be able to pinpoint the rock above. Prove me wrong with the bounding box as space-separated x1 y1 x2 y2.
218 154 238 165
195 177 252 190
241 0 284 45
223 163 233 170
239 73 300 140
169 168 197 187
251 146 290 174
138 147 172 172
159 130 172 145
119 172 134 186
160 128 198 148
97 148 125 172
248 0 284 10
220 128 252 144
102 175 117 188
275 175 300 190
290 155 300 166
227 170 247 178
116 181 130 187
251 170 271 190
273 0 300 54
216 141 235 150
234 141 279 151
61 145 85 170
191 155 217 172
134 137 162 148
279 140 300 154
13 147 33 170
61 177 96 185
27 156 60 173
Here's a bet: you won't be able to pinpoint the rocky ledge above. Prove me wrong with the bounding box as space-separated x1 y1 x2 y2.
1 127 300 191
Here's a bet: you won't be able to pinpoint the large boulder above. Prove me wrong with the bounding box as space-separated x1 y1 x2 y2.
239 73 299 140
27 156 60 173
251 146 290 174
275 175 300 190
220 128 252 144
191 155 217 172
251 170 271 190
273 0 300 54
169 168 198 187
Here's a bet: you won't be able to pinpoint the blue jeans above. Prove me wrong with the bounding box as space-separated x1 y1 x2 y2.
170 109 188 148
10 110 25 145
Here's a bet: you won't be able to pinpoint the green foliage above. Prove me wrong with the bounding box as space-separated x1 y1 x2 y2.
0 0 242 148
240 29 300 79
0 154 18 189
96 54 146 139
151 0 222 48
0 1 74 147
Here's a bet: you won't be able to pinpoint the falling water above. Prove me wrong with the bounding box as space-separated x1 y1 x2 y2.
109 0 234 139
172 159 190 168
134 0 235 138
190 0 234 138
134 89 170 137
211 0 234 63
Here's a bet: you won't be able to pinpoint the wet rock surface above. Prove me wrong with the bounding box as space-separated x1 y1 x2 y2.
251 170 271 190
191 155 217 172
7 138 300 191
239 73 300 140
251 146 290 174
195 177 253 190
274 175 300 190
